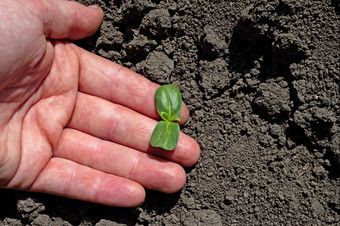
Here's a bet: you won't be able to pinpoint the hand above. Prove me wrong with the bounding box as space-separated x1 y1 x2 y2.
0 0 200 207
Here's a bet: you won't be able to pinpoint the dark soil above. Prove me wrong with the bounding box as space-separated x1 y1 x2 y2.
1 0 339 225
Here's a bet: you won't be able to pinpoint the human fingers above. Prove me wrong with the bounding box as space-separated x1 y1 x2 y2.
74 46 189 125
37 0 103 40
68 92 200 167
54 129 186 193
29 158 145 207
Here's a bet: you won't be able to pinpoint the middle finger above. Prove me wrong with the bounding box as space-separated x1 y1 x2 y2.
68 92 200 167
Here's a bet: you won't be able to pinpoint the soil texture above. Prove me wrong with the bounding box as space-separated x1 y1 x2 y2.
1 0 339 225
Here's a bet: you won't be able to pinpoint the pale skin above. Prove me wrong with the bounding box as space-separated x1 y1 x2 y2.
0 0 200 207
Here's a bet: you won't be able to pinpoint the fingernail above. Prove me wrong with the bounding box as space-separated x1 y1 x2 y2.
183 116 191 126
88 4 99 9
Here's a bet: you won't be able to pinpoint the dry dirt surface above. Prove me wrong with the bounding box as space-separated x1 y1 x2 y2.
1 0 339 225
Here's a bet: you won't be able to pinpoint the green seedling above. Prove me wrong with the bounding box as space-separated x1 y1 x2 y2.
150 84 182 150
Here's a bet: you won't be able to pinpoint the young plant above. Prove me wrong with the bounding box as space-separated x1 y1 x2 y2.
150 84 182 151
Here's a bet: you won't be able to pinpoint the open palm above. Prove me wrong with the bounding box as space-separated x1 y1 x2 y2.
0 0 200 207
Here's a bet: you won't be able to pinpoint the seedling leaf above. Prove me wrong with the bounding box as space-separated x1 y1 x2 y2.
150 84 183 150
155 84 182 120
150 121 180 150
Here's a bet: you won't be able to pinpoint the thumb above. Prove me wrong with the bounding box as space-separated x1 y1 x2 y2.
42 0 103 40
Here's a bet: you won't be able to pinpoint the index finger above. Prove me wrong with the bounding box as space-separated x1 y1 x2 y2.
75 46 190 124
